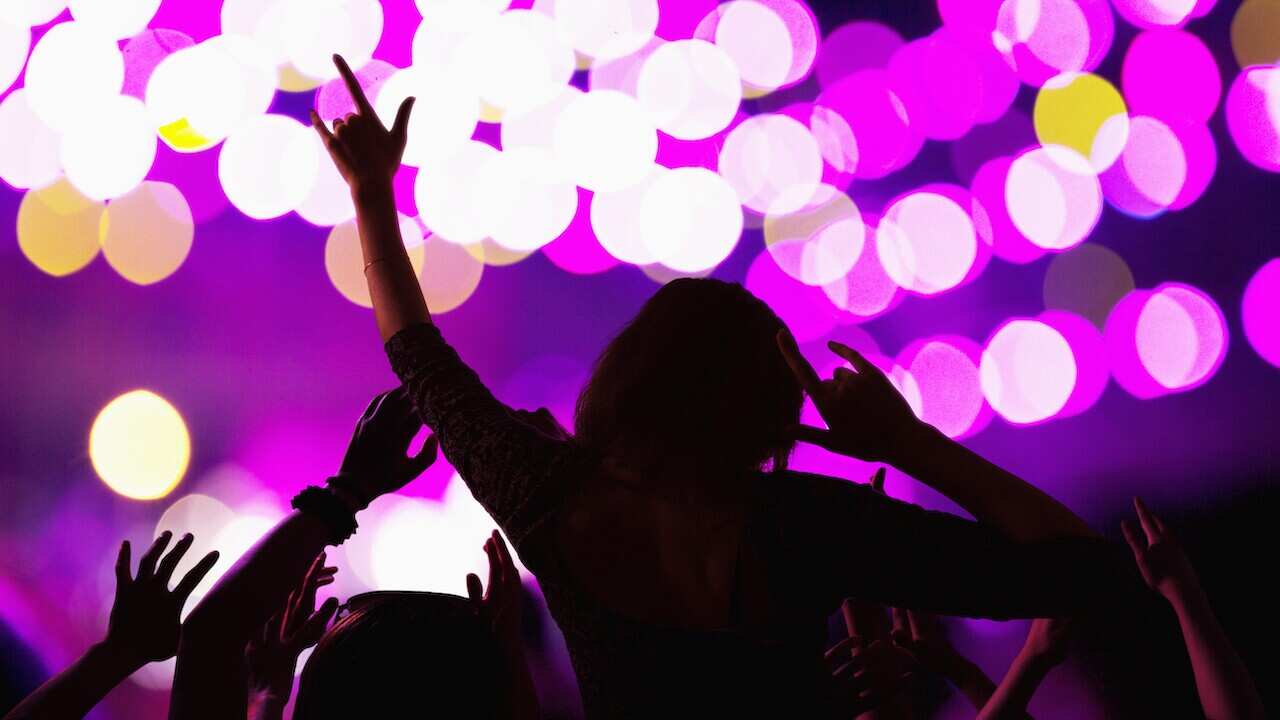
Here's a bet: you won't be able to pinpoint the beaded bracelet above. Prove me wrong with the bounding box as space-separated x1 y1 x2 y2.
291 486 358 544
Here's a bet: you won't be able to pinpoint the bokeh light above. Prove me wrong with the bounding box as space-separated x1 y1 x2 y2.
90 390 191 501
1033 73 1128 171
898 337 989 439
640 166 743 272
993 0 1114 87
764 185 864 286
0 18 28 95
972 155 1047 264
414 0 509 32
1106 284 1229 397
325 216 425 308
100 181 194 286
17 179 104 277
816 70 919 179
814 21 902 88
416 140 498 245
479 147 579 252
876 190 977 295
821 229 899 321
419 233 486 314
1039 310 1109 418
1225 66 1280 173
24 21 124 133
374 65 480 168
591 166 667 264
121 29 196 100
281 0 384 82
455 9 574 118
1099 115 1187 218
950 109 1036 184
0 89 62 191
746 248 837 342
68 0 160 40
1122 29 1219 125
886 32 982 141
551 0 658 62
502 86 581 158
1242 258 1280 368
1167 119 1217 210
700 1 795 94
588 36 661 96
59 94 157 201
636 39 742 141
315 58 395 123
218 114 319 220
1043 243 1135 329
0 0 66 27
1111 0 1196 28
296 135 357 228
1005 146 1102 251
554 89 658 192
718 113 822 213
541 189 621 275
980 319 1078 425
1231 0 1280 69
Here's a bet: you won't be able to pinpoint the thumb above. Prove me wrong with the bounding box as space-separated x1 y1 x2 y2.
392 96 415 140
466 573 484 605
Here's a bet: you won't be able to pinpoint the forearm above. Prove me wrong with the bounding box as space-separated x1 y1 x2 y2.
352 182 431 340
975 650 1049 720
1170 587 1267 720
894 425 1095 542
3 641 140 720
941 656 998 711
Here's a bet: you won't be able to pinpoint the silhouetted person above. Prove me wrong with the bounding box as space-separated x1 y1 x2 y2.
318 53 1142 718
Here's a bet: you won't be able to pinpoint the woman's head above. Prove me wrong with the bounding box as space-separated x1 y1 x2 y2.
293 592 509 719
575 278 803 473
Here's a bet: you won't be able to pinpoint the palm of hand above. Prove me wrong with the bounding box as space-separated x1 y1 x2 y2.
107 585 181 662
1136 538 1197 599
339 388 438 501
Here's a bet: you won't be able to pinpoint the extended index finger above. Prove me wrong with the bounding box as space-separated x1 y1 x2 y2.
776 330 822 396
333 54 374 116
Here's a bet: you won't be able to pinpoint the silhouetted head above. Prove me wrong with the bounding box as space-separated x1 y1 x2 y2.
294 592 509 719
575 278 803 474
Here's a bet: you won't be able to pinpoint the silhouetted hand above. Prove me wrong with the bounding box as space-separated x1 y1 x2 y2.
1019 618 1072 668
311 54 413 191
246 553 340 705
824 635 914 718
336 387 439 508
1122 496 1199 604
776 331 926 464
106 532 220 665
889 609 969 677
467 530 523 652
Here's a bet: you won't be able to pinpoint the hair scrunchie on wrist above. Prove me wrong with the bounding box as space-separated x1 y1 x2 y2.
291 487 358 545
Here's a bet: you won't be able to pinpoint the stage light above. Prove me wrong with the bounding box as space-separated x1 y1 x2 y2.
0 18 28 95
814 21 902 88
59 94 156 202
296 136 356 227
454 9 574 118
876 191 976 295
636 39 742 141
816 70 919 179
553 89 657 193
718 113 822 213
90 390 191 501
416 140 498 245
551 0 658 62
1005 146 1102 251
16 179 103 277
0 0 65 27
1043 243 1135 329
899 337 988 439
745 249 837 342
1225 66 1280 173
764 185 864 286
701 1 793 93
479 147 578 252
1231 0 1280 69
122 29 196 100
1033 72 1128 171
1243 259 1280 368
0 90 62 191
1039 310 1109 418
1122 30 1220 125
69 0 161 40
1100 115 1187 219
420 233 486 314
100 181 193 286
1111 0 1196 28
218 114 318 220
24 21 124 133
886 33 982 141
980 319 1077 425
1136 285 1228 392
325 216 425 308
639 167 742 272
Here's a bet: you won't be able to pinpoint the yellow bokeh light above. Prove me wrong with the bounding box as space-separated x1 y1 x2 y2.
90 390 191 501
1033 73 1128 170
100 181 194 286
17 179 105 277
278 63 324 92
1232 0 1280 69
325 216 427 308
422 233 485 313
464 237 537 267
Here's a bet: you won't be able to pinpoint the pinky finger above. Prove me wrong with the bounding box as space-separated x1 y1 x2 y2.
173 551 220 604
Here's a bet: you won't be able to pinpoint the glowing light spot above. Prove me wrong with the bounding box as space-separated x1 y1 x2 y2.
416 140 498 245
297 135 356 227
479 147 579 252
706 1 794 92
69 0 161 39
1043 243 1135 328
542 189 621 275
980 319 1077 425
587 36 662 96
218 114 318 220
24 22 124 133
814 21 903 88
900 337 988 439
554 89 657 192
809 105 859 180
17 179 103 277
994 0 1114 87
0 89 62 191
1039 310 1109 417
1135 285 1228 391
764 185 864 286
59 95 156 202
0 19 28 95
1226 66 1280 173
821 234 899 321
745 249 838 342
455 10 574 117
0 0 66 27
1167 119 1217 210
415 0 509 32
373 65 479 168
502 86 581 157
90 390 190 501
876 191 977 295
122 29 196 100
421 233 486 314
637 39 742 141
1231 0 1280 69
154 493 235 587
816 70 920 179
1122 30 1219 125
1033 73 1128 170
1005 146 1102 251
552 0 658 61
1111 0 1196 28
1243 258 1280 368
281 0 383 81
325 216 425 308
1100 115 1187 218
315 58 396 123
466 237 537 268
640 167 743 272
591 166 666 265
971 155 1046 265
718 113 822 213
887 33 983 141
100 181 193 286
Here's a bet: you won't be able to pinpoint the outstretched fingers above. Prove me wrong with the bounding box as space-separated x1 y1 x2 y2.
332 54 375 117
115 540 132 589
173 550 220 604
155 533 195 586
776 330 822 396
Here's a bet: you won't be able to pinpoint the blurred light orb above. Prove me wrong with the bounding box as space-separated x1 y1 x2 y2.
325 216 425 308
718 113 822 213
592 166 666 264
542 189 622 275
421 233 486 313
315 59 396 123
100 181 193 285
1242 258 1280 368
59 95 156 202
705 1 794 93
554 90 657 193
480 147 579 252
1231 0 1280 69
900 337 987 439
994 0 1094 86
502 86 581 157
1167 120 1217 210
552 0 658 62
0 19 28 94
17 179 104 277
415 0 509 32
816 70 918 179
90 390 191 501
24 22 125 133
0 89 62 191
1135 285 1228 391
218 114 319 220
764 185 864 286
1043 243 1135 328
122 29 196 100
1005 146 1102 251
154 493 235 577
636 39 742 141
588 36 662 96
1099 115 1186 218
821 234 899 321
455 9 574 117
0 0 66 27
1040 309 1110 418
640 167 743 272
887 33 982 141
296 136 356 227
980 319 1077 424
280 0 383 81
814 21 903 88
972 155 1047 264
1122 30 1219 125
416 140 499 245
69 0 161 39
876 191 977 295
745 249 838 342
1111 0 1195 28
1033 72 1128 170
374 66 479 168
1226 66 1280 173
809 105 859 180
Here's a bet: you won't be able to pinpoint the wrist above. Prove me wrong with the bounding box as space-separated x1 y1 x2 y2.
888 420 942 468
1014 645 1061 675
349 177 395 204
90 638 147 675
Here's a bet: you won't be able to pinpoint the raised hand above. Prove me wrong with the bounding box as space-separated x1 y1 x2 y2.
776 331 925 463
106 532 220 664
1019 617 1073 668
335 387 439 508
823 635 913 718
1121 496 1199 604
310 54 414 191
467 531 539 720
245 553 340 709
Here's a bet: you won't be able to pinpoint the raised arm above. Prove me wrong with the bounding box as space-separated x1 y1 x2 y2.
777 332 1094 542
975 618 1070 720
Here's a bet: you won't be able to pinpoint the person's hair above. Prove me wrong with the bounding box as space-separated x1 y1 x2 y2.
575 278 803 474
293 592 509 719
